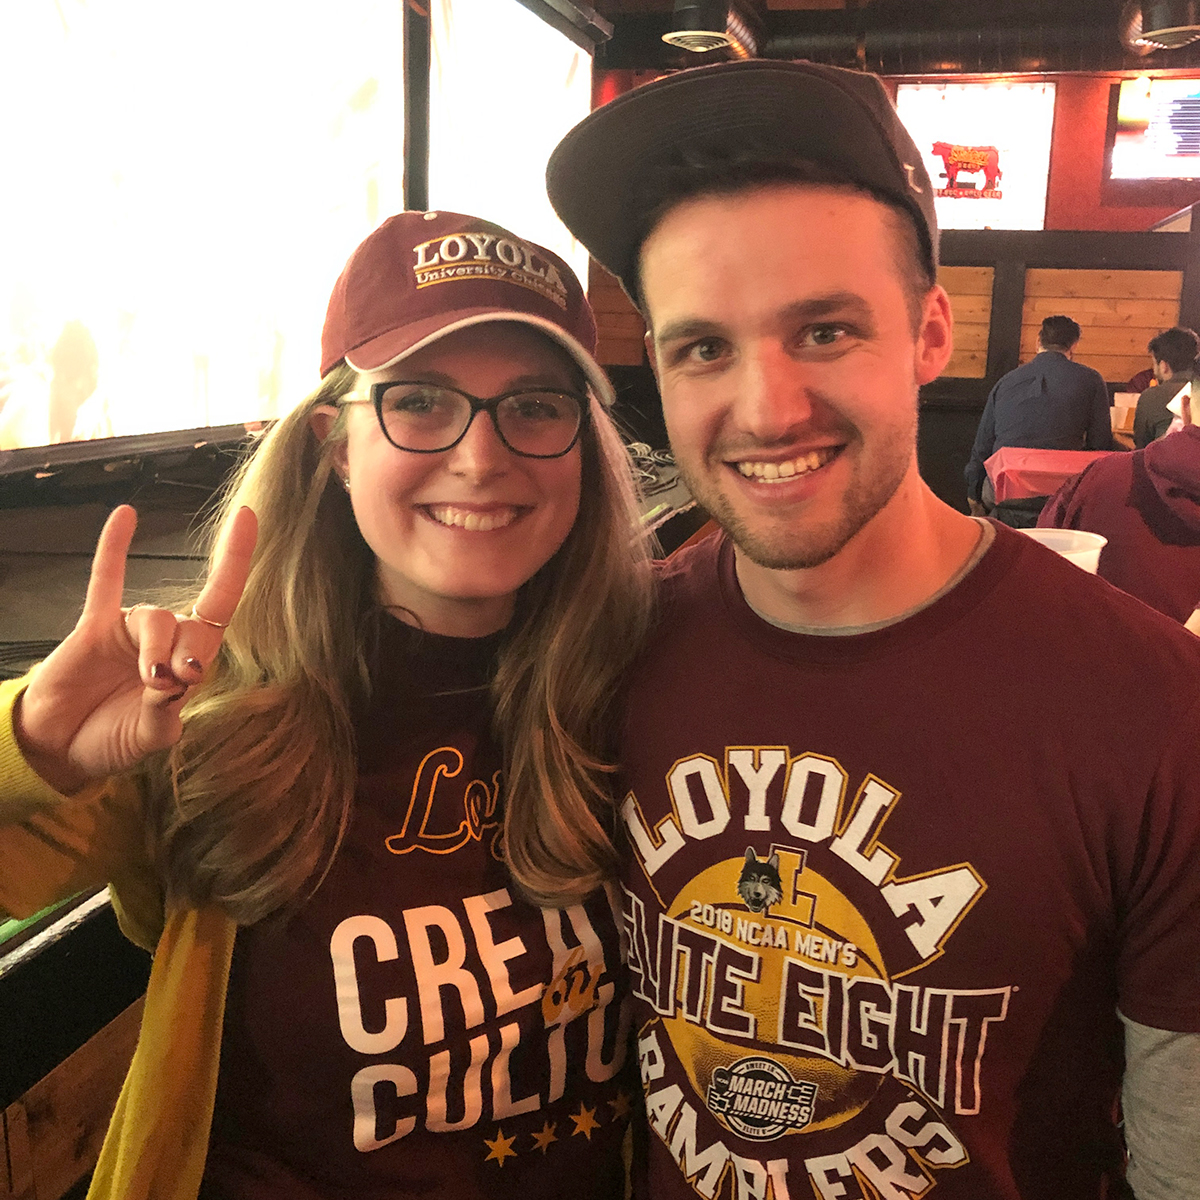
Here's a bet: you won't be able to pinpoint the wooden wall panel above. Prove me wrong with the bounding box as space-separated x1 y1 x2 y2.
1024 268 1183 300
1020 268 1182 383
3 998 142 1200
940 265 993 379
1 1102 34 1199
589 261 646 367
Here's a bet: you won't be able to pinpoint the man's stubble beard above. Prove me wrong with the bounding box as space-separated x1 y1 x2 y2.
674 403 918 571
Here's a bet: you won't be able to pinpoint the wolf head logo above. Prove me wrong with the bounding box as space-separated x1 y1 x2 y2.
737 848 783 915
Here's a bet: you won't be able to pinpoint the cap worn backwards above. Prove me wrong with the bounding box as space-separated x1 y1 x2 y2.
546 60 938 305
320 210 611 403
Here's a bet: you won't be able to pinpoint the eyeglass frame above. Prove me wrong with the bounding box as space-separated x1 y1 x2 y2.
340 380 591 459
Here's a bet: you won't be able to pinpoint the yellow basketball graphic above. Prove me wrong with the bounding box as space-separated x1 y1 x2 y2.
662 844 888 1135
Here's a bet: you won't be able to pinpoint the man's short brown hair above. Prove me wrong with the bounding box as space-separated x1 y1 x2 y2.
1148 326 1199 374
1039 315 1081 351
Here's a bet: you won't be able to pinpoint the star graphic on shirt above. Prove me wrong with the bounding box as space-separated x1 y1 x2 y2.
531 1120 558 1153
607 1091 633 1122
570 1103 601 1140
484 1128 518 1167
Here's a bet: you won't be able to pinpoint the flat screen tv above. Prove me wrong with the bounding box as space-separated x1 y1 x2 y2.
1110 76 1200 181
0 0 406 473
895 82 1055 232
427 0 593 288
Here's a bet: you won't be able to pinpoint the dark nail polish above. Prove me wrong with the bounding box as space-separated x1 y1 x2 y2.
183 657 203 675
151 663 172 682
167 688 187 703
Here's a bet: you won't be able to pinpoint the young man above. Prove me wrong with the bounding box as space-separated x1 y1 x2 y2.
964 315 1114 516
1135 326 1199 449
548 61 1200 1200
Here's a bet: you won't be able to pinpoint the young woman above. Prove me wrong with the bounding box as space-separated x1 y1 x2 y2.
0 211 654 1200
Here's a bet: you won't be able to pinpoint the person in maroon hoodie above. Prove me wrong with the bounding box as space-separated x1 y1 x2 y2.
1039 389 1200 626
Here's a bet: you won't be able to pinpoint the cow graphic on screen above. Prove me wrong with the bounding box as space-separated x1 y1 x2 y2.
931 142 1003 197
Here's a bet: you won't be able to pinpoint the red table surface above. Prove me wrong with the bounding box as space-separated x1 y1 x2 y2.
984 447 1117 503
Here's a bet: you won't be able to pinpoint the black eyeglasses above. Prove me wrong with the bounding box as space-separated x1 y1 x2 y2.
346 381 589 459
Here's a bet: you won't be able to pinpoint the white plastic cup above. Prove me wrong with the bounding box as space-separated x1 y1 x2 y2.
1019 528 1108 573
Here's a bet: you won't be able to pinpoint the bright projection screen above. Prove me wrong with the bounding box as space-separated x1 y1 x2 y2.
0 0 404 455
896 82 1056 231
428 0 593 289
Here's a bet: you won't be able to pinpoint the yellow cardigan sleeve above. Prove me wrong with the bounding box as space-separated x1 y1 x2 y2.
0 675 164 950
1 677 236 1200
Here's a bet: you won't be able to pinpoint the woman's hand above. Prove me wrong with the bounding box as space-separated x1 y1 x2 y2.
14 504 258 793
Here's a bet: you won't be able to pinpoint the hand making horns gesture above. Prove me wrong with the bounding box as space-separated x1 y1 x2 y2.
15 503 258 794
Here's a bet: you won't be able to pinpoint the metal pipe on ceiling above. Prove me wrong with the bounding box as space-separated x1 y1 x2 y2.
597 9 1200 73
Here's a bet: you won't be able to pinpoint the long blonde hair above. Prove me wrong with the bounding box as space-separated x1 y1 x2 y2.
151 357 654 922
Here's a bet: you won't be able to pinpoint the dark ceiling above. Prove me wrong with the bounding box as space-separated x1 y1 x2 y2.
590 0 1126 14
586 0 1200 75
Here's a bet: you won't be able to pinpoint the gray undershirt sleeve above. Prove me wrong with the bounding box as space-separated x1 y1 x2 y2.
1120 1011 1200 1199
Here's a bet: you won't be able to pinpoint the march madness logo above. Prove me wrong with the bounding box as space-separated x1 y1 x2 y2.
706 1057 817 1141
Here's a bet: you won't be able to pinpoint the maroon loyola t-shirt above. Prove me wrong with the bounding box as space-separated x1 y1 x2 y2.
203 617 635 1199
618 526 1200 1200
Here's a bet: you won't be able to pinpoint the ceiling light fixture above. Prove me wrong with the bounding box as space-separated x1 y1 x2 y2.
1120 0 1200 53
661 0 759 58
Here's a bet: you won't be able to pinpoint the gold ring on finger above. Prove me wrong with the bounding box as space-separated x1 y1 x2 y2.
190 604 229 630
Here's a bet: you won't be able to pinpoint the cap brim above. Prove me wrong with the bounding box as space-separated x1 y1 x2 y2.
547 60 934 296
345 308 616 407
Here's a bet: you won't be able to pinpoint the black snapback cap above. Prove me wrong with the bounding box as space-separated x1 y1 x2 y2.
546 59 938 302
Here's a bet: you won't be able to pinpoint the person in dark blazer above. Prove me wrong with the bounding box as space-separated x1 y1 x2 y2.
1134 326 1198 449
965 314 1114 515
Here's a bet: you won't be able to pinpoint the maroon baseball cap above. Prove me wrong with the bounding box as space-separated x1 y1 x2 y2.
320 210 612 403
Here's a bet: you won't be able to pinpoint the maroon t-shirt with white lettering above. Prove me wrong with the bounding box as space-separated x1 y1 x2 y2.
618 526 1200 1200
203 617 635 1199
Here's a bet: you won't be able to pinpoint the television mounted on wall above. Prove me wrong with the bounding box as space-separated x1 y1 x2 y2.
1103 77 1200 209
1111 76 1200 180
0 0 407 494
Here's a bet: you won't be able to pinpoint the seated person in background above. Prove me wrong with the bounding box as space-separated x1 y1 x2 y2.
1135 325 1198 449
1039 385 1200 624
1128 365 1155 394
965 314 1114 515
